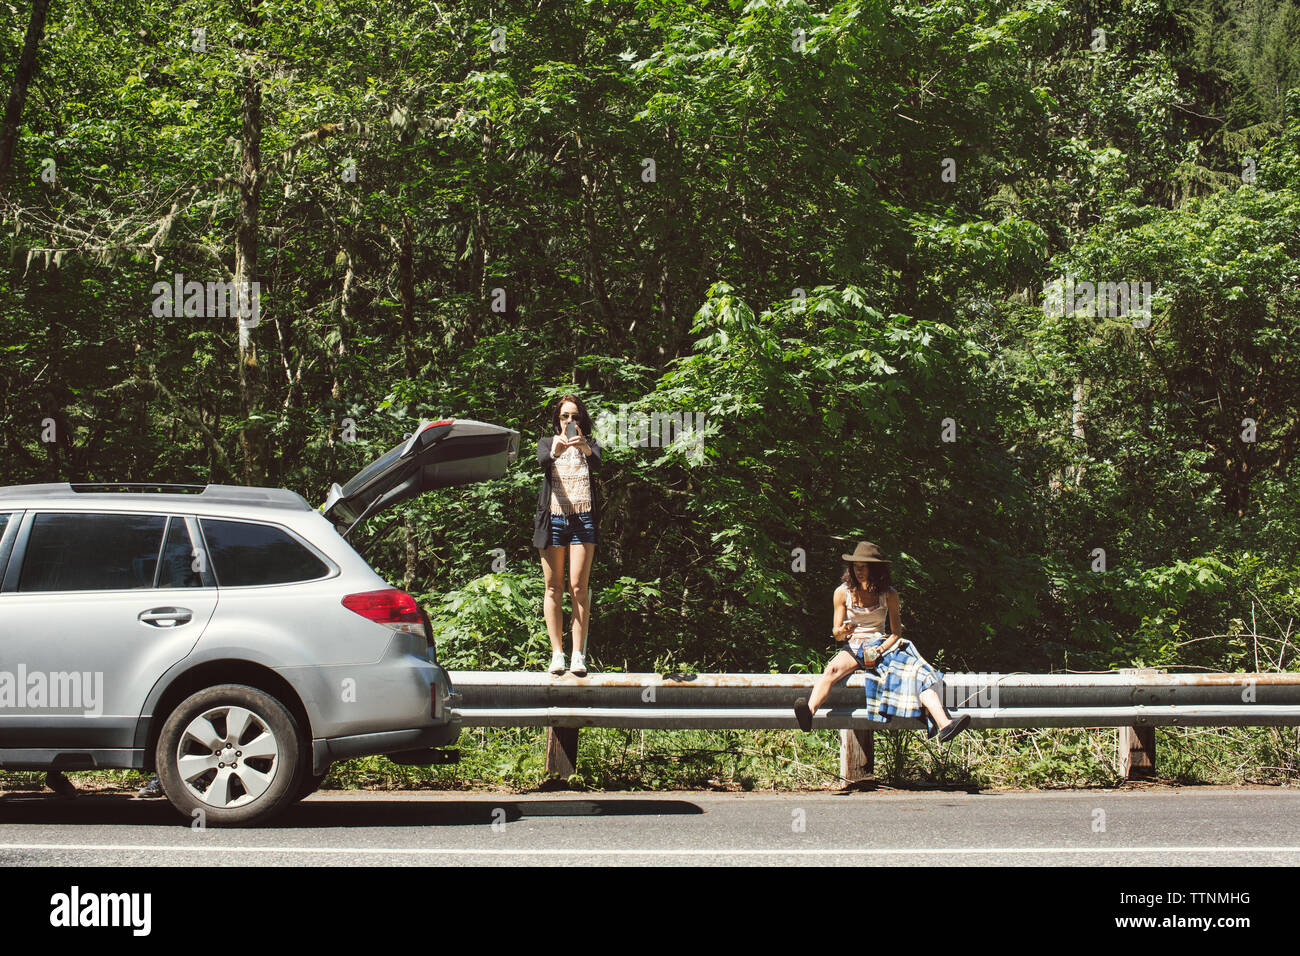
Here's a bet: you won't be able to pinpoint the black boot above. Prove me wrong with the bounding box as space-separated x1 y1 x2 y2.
939 714 971 743
794 698 814 732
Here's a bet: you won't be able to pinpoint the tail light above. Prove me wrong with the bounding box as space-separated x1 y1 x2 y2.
342 589 427 641
419 604 438 662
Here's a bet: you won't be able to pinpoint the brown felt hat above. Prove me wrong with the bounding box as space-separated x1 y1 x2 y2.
841 541 891 563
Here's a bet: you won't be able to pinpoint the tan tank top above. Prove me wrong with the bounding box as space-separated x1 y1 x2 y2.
843 582 889 651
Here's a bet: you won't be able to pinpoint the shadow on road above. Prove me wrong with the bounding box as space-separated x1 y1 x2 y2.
0 792 705 829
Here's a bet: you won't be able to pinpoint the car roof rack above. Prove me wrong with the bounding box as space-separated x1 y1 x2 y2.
0 482 312 511
69 482 208 493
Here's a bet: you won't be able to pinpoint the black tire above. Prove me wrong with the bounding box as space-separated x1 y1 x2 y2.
155 683 304 827
293 763 332 802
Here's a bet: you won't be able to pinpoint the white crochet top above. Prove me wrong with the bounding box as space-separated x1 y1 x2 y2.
549 442 592 514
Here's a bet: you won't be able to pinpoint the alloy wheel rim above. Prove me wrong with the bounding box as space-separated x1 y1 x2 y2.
176 705 280 809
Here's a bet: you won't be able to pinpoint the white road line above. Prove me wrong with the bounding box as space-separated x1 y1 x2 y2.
2 843 1299 856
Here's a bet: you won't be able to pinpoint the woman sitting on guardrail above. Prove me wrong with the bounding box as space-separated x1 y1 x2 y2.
533 393 602 677
794 541 969 741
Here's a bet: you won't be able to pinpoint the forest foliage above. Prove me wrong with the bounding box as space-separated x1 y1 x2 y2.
4 0 1300 678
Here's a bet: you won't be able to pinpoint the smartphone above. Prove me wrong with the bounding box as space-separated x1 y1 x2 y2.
565 421 577 439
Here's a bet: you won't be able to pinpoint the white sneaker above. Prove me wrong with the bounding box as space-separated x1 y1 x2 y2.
548 651 567 675
570 651 588 677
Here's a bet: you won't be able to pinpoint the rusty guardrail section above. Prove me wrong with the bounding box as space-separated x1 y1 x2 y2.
450 670 1300 720
448 670 1300 784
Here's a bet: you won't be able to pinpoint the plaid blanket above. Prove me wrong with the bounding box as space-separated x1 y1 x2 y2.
857 639 942 722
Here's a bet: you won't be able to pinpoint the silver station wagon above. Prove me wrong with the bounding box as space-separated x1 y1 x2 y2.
0 418 519 826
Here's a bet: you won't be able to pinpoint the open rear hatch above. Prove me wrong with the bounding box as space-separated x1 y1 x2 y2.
322 418 520 538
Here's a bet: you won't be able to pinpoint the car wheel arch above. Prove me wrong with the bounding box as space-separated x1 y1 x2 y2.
138 659 312 770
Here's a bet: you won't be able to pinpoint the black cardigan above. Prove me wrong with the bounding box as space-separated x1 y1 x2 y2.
532 433 603 548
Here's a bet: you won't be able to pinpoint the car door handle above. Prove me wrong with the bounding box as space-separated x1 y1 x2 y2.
138 607 194 627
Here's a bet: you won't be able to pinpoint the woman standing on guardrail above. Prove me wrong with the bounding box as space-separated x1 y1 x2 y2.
533 394 602 677
794 541 969 741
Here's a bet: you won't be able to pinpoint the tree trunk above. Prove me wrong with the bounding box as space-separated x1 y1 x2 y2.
327 245 355 470
476 121 490 301
573 127 614 339
1070 378 1087 485
402 519 418 591
400 212 418 382
399 213 419 587
234 2 265 485
0 0 51 185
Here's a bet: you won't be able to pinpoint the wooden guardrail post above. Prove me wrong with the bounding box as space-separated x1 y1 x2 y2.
1118 725 1156 779
840 728 874 784
1118 667 1164 779
544 727 579 782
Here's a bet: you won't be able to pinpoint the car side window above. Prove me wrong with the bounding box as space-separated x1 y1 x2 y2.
155 517 205 588
199 518 329 587
0 514 10 535
19 512 168 592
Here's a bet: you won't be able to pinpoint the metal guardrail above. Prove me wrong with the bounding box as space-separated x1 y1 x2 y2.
450 671 1300 725
451 704 1300 729
448 670 1300 783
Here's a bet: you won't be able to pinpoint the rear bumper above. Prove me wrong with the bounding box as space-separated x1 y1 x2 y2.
311 720 461 774
282 639 457 740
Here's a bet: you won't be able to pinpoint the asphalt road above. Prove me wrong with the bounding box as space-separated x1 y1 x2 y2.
2 787 1298 866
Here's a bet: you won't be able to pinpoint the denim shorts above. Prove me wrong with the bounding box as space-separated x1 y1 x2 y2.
547 511 597 547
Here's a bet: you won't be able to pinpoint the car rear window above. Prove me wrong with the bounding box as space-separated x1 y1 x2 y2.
19 512 167 591
200 518 330 587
